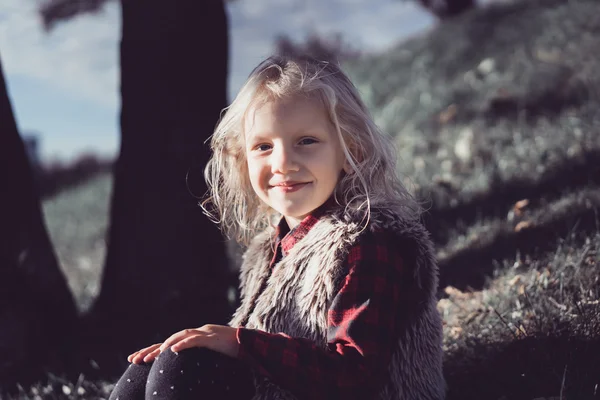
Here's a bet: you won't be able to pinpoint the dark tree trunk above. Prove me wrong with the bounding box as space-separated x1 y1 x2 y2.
83 0 232 373
0 55 78 388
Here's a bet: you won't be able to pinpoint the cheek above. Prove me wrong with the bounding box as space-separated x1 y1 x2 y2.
246 160 265 186
247 172 263 198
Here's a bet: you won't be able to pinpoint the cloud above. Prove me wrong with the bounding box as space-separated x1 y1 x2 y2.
1 0 434 113
226 0 434 98
0 0 120 108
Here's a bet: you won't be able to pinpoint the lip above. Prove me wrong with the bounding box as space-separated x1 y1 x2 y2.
270 182 310 193
270 181 305 187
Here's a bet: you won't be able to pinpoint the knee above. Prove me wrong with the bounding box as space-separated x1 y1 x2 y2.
109 362 152 400
145 347 254 398
145 347 218 397
149 346 216 374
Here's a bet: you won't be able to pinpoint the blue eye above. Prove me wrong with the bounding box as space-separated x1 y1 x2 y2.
255 144 272 151
299 138 318 145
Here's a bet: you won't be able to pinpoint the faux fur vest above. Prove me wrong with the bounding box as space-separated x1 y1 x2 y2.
229 205 446 400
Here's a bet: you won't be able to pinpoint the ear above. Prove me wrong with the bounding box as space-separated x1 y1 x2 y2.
343 159 353 174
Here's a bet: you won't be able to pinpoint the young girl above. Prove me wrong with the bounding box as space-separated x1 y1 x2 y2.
110 55 445 400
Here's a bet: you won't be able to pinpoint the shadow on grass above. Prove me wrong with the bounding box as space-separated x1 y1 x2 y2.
423 148 600 247
445 334 600 400
438 189 600 291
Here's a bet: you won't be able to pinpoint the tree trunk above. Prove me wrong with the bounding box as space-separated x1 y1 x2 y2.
83 0 232 373
0 54 78 388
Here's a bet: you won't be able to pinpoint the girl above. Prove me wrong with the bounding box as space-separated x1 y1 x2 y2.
111 55 445 400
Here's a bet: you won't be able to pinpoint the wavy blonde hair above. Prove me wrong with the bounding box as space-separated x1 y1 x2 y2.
202 54 421 246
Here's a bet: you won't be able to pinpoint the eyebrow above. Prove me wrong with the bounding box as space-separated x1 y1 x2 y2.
248 129 325 141
246 133 272 142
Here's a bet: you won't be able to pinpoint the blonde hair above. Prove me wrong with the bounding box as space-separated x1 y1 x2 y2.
202 54 421 246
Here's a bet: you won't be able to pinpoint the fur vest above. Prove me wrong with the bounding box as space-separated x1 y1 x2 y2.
229 205 446 400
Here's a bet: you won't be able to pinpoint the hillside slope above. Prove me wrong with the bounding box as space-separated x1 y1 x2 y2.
346 0 600 398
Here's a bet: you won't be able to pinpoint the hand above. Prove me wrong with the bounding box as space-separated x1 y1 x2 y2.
127 343 162 364
127 324 240 364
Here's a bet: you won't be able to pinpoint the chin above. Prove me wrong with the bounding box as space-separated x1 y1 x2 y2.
277 205 314 219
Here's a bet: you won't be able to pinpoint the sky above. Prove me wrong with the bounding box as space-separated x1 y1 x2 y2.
0 0 435 163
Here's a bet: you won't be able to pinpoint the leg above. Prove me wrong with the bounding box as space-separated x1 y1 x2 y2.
145 347 255 399
109 362 152 400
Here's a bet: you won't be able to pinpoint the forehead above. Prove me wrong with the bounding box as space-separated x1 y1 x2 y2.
243 96 331 138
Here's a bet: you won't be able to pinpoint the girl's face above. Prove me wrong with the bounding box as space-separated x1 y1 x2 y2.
244 96 349 229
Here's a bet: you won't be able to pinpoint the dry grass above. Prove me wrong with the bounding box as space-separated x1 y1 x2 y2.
42 173 112 313
5 374 113 400
440 231 600 399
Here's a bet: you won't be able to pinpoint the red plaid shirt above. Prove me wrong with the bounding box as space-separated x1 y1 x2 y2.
235 207 404 399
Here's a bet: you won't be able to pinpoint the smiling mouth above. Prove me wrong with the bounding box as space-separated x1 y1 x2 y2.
270 182 310 192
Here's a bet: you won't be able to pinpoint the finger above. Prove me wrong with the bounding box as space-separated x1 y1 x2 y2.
159 329 195 353
127 350 140 363
127 347 148 362
132 350 151 365
131 344 161 364
142 347 161 363
171 334 204 353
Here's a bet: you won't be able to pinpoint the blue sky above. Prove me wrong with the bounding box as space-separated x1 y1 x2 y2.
1 0 434 163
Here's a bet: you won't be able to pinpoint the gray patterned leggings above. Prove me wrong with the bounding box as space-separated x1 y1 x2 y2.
108 347 255 400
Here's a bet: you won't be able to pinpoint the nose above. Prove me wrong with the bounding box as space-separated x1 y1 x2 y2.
271 144 299 174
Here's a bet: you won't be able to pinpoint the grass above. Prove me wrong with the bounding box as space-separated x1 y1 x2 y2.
6 374 113 400
441 230 600 399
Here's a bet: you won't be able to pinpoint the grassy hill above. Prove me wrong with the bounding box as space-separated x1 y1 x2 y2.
346 0 600 398
42 173 112 314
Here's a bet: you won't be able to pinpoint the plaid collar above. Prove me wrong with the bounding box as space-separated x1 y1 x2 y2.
274 197 338 257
